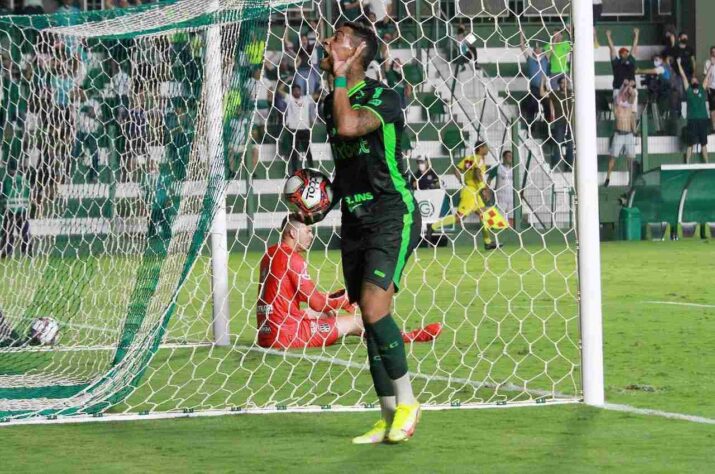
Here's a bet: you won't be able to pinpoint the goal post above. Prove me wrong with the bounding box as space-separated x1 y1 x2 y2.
572 0 604 406
0 0 605 423
206 1 231 347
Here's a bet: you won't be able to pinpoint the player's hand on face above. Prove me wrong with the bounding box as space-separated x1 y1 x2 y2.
332 41 366 77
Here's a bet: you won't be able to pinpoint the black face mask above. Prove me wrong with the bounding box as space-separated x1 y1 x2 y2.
680 40 688 46
692 83 700 90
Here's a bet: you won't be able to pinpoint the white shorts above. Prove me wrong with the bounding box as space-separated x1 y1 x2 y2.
611 133 636 159
496 192 514 218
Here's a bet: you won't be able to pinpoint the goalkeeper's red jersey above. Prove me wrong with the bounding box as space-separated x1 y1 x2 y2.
256 243 348 346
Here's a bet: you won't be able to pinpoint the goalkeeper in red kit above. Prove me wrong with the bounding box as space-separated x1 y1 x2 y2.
256 215 441 349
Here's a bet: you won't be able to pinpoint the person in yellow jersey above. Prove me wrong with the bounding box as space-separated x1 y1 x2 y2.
428 140 500 250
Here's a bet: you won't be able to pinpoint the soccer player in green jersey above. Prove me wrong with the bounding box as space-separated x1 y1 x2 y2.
320 21 422 444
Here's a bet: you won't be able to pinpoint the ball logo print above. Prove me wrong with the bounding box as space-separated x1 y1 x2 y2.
283 168 333 224
301 176 322 208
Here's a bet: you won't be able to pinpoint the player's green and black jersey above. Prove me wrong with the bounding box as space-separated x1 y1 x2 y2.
322 78 415 222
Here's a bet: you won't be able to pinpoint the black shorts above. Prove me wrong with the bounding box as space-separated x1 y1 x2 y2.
593 3 603 22
687 119 710 146
341 207 422 303
708 89 715 112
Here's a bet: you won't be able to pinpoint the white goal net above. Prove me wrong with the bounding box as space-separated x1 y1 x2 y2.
0 0 591 422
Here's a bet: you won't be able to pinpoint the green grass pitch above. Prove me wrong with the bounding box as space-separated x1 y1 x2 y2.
1 240 715 472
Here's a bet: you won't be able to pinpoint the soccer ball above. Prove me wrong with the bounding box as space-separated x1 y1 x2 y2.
29 317 60 346
283 168 333 225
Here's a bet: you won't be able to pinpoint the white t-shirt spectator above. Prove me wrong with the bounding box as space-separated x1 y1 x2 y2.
112 70 131 97
366 59 383 81
364 0 388 20
704 59 715 91
284 95 316 131
494 163 514 216
77 98 101 134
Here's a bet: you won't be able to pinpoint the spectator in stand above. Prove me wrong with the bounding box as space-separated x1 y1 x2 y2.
677 57 710 164
456 25 478 70
541 75 574 171
673 32 696 81
546 28 572 89
487 150 515 228
245 30 265 73
384 58 412 109
703 47 715 131
662 32 695 115
592 0 603 21
278 56 295 91
364 0 388 21
520 34 549 127
107 0 142 8
593 0 603 47
72 90 103 183
49 59 77 180
111 61 131 114
411 156 440 191
375 15 397 40
606 28 639 112
295 34 320 96
119 93 148 182
1 164 32 259
605 80 638 188
20 0 44 14
283 84 316 174
637 54 679 119
339 0 361 21
305 18 320 46
57 0 80 14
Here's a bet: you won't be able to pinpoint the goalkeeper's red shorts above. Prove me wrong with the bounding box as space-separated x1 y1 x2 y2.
258 316 340 349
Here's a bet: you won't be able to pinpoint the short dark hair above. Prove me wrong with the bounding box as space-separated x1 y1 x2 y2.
502 150 512 157
474 140 487 152
342 21 379 69
280 214 302 233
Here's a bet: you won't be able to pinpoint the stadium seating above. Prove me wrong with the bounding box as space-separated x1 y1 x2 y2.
645 221 671 240
1 12 711 241
677 222 701 240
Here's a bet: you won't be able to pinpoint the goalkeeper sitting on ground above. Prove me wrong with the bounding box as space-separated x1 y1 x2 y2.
256 215 442 349
428 141 502 250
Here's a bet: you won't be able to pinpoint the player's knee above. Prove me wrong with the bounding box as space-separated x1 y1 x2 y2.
359 284 393 323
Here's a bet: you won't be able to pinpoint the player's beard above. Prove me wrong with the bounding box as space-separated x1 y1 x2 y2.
319 51 332 72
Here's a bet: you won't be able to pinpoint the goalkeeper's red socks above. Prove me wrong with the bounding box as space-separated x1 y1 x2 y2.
402 323 442 343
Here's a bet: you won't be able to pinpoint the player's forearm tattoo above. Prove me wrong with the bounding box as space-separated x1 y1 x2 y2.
352 109 381 136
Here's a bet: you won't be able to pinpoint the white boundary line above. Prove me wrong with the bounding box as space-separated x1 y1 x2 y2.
234 344 565 399
602 403 715 425
643 301 715 309
0 342 212 354
4 400 715 428
5 343 715 426
1 399 580 427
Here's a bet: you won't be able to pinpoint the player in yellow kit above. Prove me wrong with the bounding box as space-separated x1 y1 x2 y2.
429 141 499 250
